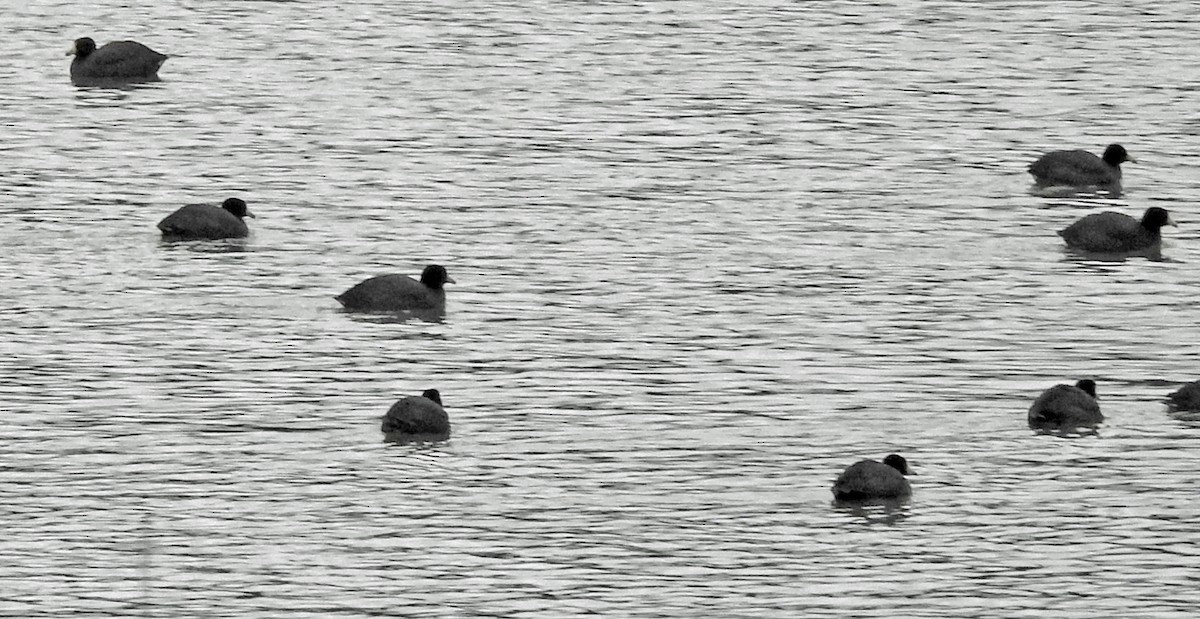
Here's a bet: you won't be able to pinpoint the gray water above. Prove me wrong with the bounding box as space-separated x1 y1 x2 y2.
4 1 1200 617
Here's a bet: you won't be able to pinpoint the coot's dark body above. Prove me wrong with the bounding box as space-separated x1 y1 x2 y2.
1058 207 1174 253
336 265 454 312
832 454 912 501
158 198 253 240
382 389 450 441
68 37 167 85
1029 144 1132 187
1028 379 1103 431
1166 381 1200 412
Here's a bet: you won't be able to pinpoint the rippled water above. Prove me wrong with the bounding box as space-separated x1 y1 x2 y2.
5 1 1200 616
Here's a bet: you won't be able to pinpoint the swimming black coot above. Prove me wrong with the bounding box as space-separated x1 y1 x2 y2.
68 37 167 85
1028 379 1103 431
335 265 455 312
1028 144 1132 187
157 198 254 240
1058 207 1175 253
832 454 912 501
382 389 450 440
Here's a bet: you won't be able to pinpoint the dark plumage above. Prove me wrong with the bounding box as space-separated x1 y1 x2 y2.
158 198 254 240
832 454 912 501
1028 144 1133 187
1058 207 1175 253
381 389 450 440
1166 381 1200 412
67 37 167 85
335 265 455 312
1028 379 1103 431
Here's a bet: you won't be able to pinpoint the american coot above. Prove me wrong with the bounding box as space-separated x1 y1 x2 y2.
1058 207 1175 253
1166 381 1200 412
336 265 455 312
158 198 254 240
382 389 450 441
832 454 912 501
1028 379 1103 431
67 37 167 86
1028 144 1133 187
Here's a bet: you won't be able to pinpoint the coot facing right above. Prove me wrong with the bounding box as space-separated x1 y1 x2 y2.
1059 207 1175 253
336 265 455 312
158 198 254 240
1029 144 1132 187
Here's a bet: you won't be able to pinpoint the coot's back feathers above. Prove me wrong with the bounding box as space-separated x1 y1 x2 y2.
832 454 912 501
1028 379 1103 431
1166 381 1200 412
382 389 450 440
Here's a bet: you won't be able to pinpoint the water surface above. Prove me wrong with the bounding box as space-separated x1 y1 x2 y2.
4 1 1200 617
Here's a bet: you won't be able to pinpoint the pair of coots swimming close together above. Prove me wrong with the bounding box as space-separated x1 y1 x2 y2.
1025 377 1200 434
832 376 1200 502
157 198 455 312
829 380 1090 502
1030 144 1176 254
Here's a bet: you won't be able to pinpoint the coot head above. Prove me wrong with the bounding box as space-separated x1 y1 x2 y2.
67 37 97 57
1102 144 1134 166
1075 379 1097 398
1141 207 1175 232
421 388 442 405
419 265 455 289
222 197 254 219
882 454 909 474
